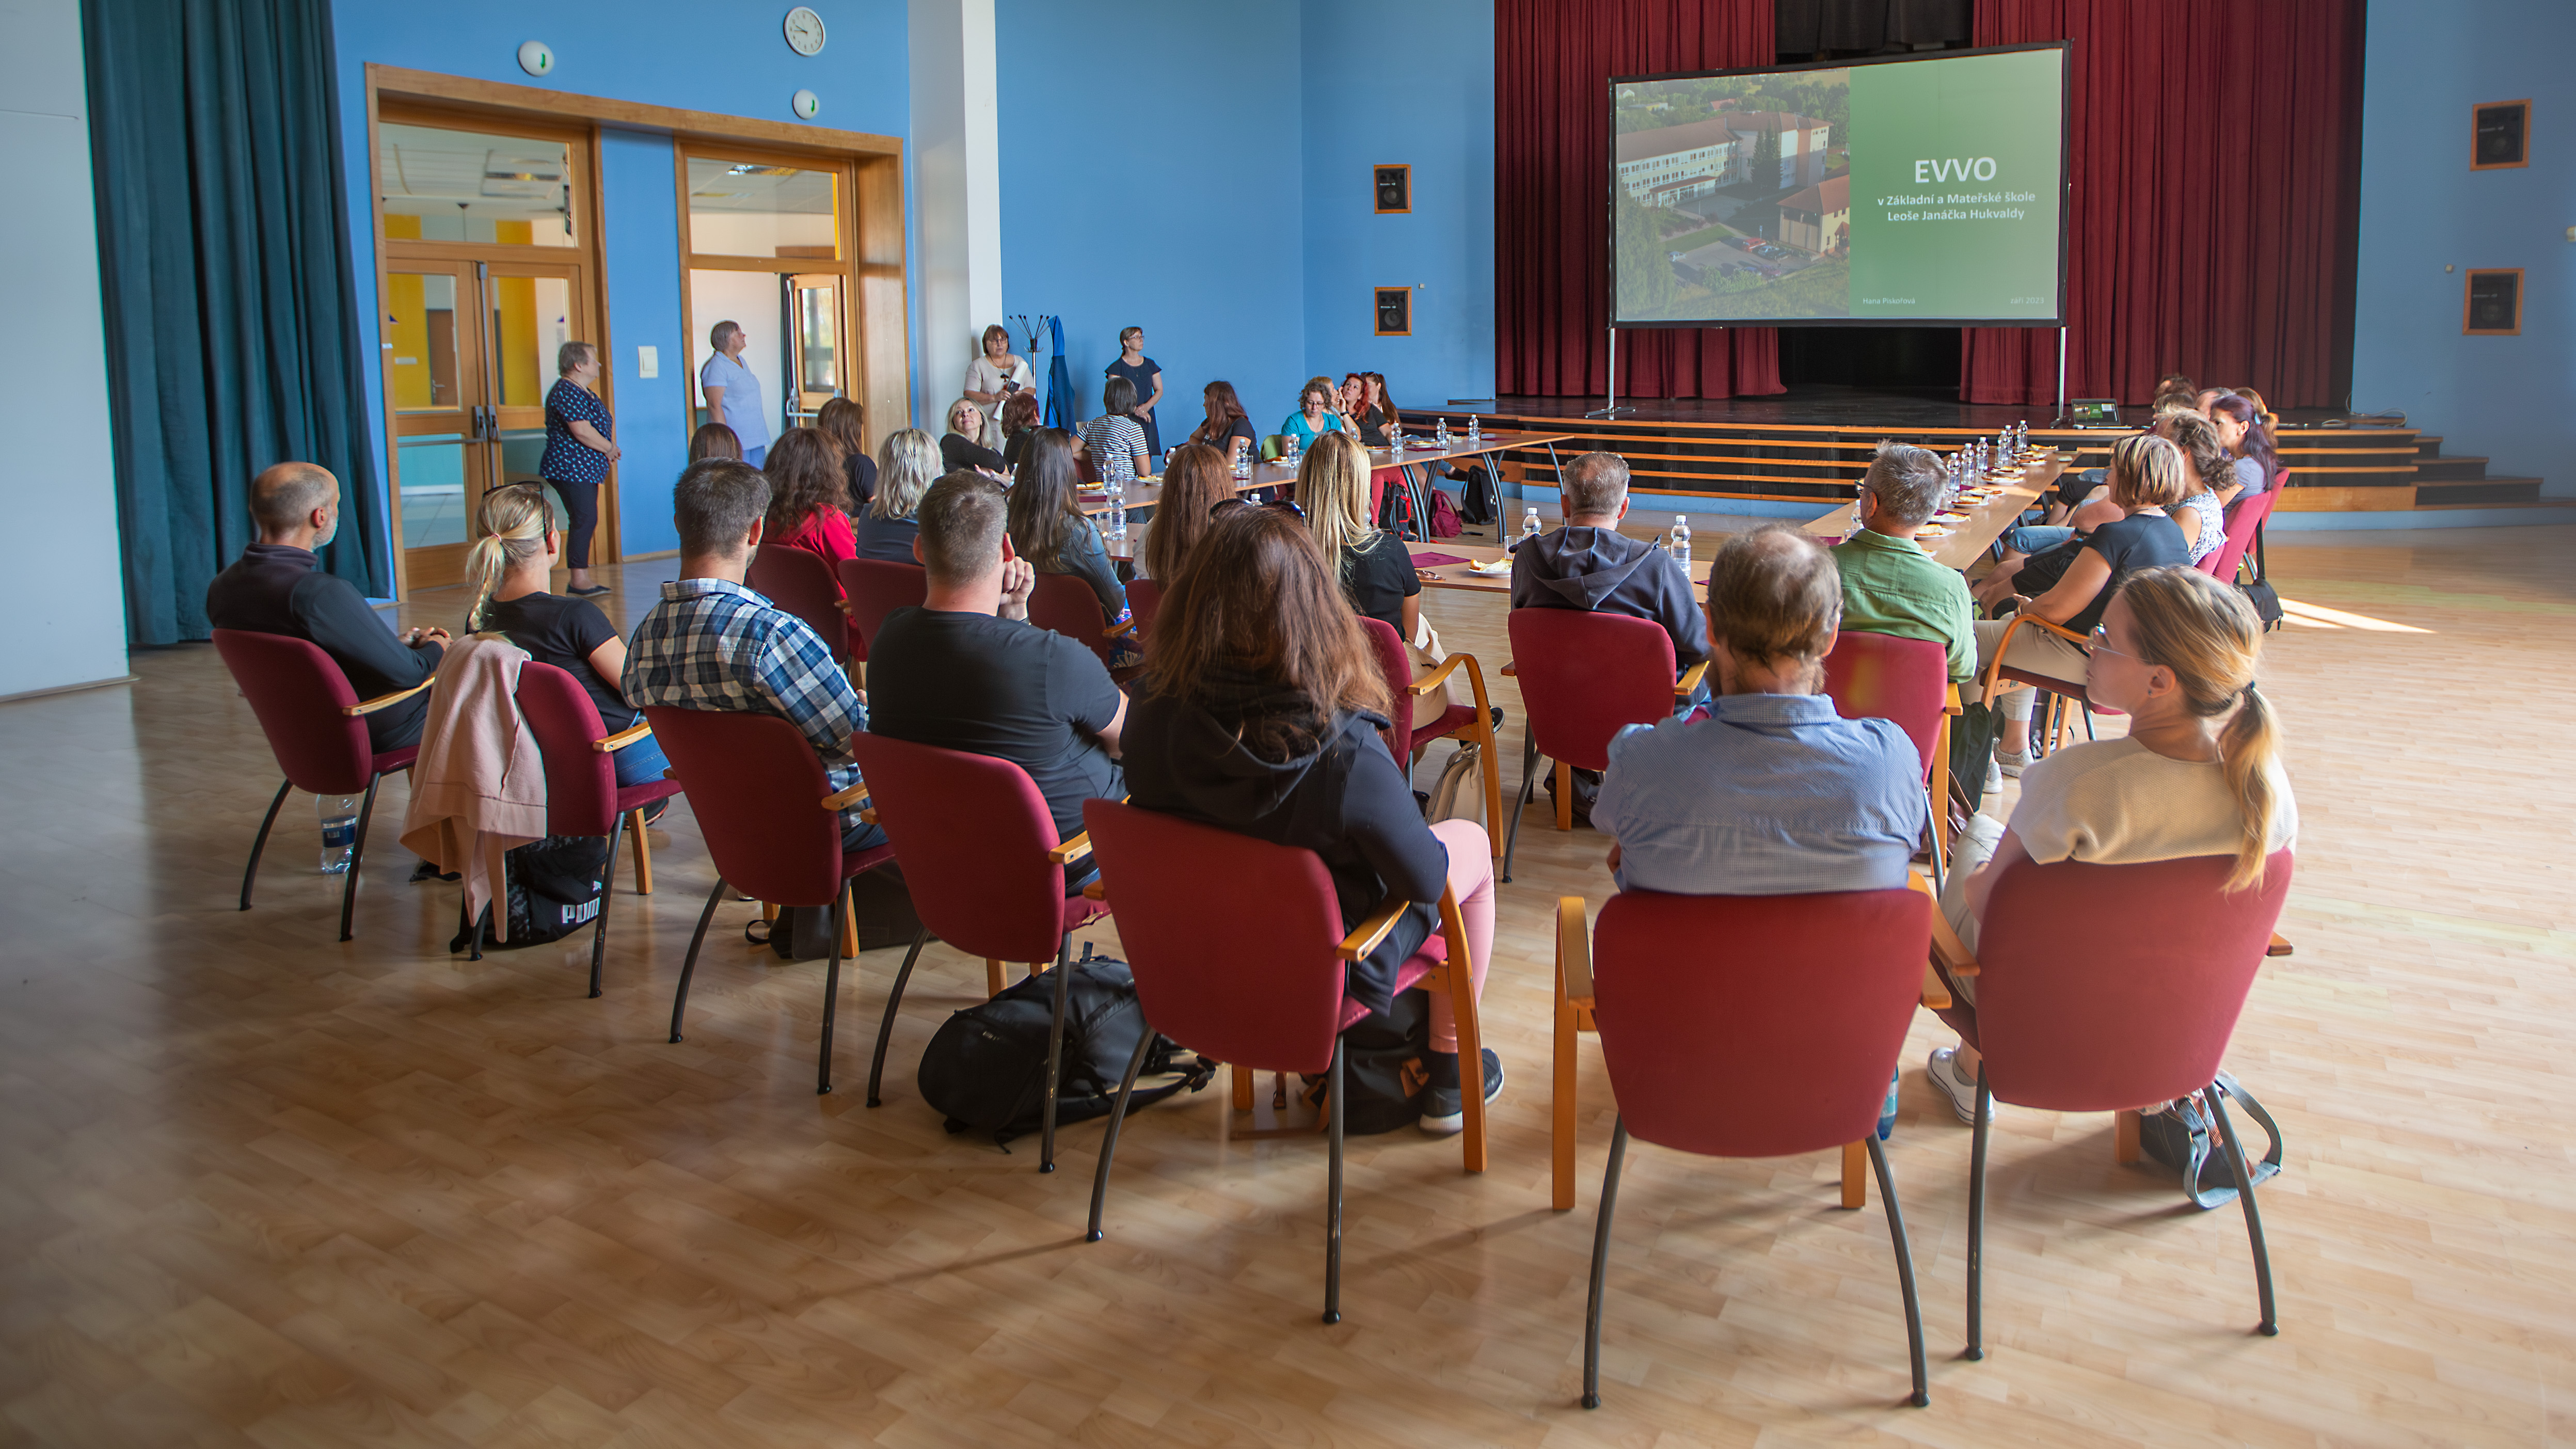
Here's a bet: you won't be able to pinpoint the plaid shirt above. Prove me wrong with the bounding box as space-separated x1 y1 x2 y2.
624 577 868 824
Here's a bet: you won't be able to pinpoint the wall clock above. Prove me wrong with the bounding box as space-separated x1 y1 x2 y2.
785 7 827 56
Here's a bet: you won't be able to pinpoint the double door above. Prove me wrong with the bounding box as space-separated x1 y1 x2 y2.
384 258 595 588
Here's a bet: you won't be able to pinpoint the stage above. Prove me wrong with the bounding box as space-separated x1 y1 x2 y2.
1475 383 2366 431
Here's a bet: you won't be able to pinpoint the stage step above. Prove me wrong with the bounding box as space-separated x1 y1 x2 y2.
2414 454 2490 482
2414 434 2446 459
2416 477 2545 507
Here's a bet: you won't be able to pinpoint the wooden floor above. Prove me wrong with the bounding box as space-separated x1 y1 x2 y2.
4 525 2572 1447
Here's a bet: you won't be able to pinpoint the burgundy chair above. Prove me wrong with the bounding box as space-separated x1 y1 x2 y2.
839 558 928 659
1566 886 1935 1409
1080 800 1487 1325
1357 617 1502 857
212 628 432 942
489 662 688 996
747 545 853 664
1929 850 2297 1351
846 732 1107 1171
1122 577 1164 641
1500 609 1696 882
2202 488 2277 583
642 707 902 1095
1026 571 1137 678
1822 631 1956 877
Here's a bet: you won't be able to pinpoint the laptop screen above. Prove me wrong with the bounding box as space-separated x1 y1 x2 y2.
2070 399 2119 424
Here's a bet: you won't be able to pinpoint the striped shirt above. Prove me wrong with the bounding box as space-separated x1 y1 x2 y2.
623 577 868 828
1082 413 1149 485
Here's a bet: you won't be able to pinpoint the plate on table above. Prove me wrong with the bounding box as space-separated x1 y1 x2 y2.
1916 524 1955 538
1932 509 1971 523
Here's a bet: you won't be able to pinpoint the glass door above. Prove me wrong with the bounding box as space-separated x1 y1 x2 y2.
384 263 487 588
483 260 594 544
788 272 844 427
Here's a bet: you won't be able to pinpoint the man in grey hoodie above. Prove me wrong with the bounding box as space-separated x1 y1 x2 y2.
1509 450 1709 684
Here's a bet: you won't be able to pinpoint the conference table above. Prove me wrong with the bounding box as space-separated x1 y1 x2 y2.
1085 429 1578 526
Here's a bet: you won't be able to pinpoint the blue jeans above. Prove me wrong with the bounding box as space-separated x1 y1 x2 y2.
841 817 890 855
2003 524 2074 556
610 731 673 789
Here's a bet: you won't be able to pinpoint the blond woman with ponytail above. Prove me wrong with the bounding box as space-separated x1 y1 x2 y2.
1923 565 2296 1124
466 484 671 794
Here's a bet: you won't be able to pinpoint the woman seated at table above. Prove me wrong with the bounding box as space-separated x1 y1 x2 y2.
854 428 941 564
1301 432 1418 640
1138 443 1231 582
1079 376 1152 488
1994 413 2228 587
998 391 1045 471
762 426 857 590
815 397 876 511
1124 505 1502 1133
464 484 671 796
940 397 1009 476
1973 432 2191 776
1188 380 1259 467
1009 429 1134 642
688 422 742 463
1278 376 1350 454
1925 567 2296 1123
2207 393 2280 503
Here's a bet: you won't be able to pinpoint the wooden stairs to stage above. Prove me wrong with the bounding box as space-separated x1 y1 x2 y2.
1419 409 2551 519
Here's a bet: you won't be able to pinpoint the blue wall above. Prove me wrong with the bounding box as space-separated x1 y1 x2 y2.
2351 0 2574 494
327 0 914 571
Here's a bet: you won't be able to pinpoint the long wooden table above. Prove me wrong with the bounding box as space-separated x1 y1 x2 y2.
1085 430 1577 521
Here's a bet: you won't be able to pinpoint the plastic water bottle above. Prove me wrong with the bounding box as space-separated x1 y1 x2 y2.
1669 515 1691 566
1467 413 1481 445
1436 415 1450 446
1107 480 1127 538
317 793 358 874
1877 1066 1899 1141
1520 506 1541 545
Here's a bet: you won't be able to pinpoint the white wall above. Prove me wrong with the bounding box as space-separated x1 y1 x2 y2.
0 0 128 696
909 0 1003 425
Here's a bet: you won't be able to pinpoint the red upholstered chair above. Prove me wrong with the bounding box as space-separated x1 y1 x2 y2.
212 628 432 942
1563 886 1935 1410
846 732 1108 1171
1822 631 1958 876
642 707 903 1095
839 558 928 659
496 662 687 996
746 544 853 663
1928 850 2297 1352
1357 617 1502 857
1026 571 1138 677
1976 610 2124 757
2202 488 2276 583
1122 577 1164 640
1079 800 1487 1325
1499 609 1704 882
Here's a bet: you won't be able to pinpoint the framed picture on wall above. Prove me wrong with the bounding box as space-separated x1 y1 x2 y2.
2472 100 2529 169
1374 165 1411 214
1374 287 1412 337
2463 269 2522 335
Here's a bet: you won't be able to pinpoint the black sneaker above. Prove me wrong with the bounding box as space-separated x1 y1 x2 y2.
1419 1048 1504 1135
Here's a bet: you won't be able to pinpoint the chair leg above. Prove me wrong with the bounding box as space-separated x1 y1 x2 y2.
338 773 387 942
589 824 626 998
816 880 851 1095
1324 1038 1347 1325
1553 758 1572 832
986 959 1006 998
627 808 654 895
2205 1082 2280 1336
1476 727 1505 859
669 877 728 1043
1966 1065 1992 1360
1551 981 1578 1212
2114 1108 2142 1165
1580 1118 1631 1409
1038 934 1074 1173
1866 1134 1932 1408
837 896 860 960
1841 1141 1868 1209
240 778 291 910
1446 957 1489 1175
866 925 930 1107
1233 1060 1256 1112
1501 735 1540 883
1086 1024 1156 1243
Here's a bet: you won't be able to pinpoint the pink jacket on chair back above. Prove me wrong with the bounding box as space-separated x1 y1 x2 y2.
400 635 548 937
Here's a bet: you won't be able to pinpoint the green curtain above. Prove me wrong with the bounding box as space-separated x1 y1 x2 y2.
85 0 388 644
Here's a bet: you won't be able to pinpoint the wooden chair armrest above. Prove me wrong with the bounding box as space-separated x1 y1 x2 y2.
1944 682 1964 715
593 722 654 753
1909 871 1980 979
1083 880 1107 901
1104 614 1137 638
1046 831 1093 865
821 782 870 812
1408 655 1466 696
342 679 433 717
1557 896 1594 1008
2267 932 2294 958
1674 661 1709 698
1499 661 1518 677
1335 900 1412 962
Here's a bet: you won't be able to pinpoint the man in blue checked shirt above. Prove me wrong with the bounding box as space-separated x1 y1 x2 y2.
624 458 889 855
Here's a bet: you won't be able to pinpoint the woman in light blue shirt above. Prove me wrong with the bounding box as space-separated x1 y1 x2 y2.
1276 375 1349 453
698 321 771 466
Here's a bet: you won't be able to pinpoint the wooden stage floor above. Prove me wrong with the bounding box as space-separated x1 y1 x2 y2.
2 525 2570 1447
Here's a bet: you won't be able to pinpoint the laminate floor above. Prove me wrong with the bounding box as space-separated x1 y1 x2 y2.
3 526 2571 1447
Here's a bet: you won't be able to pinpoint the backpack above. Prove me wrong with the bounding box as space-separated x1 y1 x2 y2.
1296 986 1433 1135
2136 1071 2285 1209
1457 464 1498 526
916 945 1214 1148
1426 487 1464 538
449 834 606 952
744 865 926 959
1946 698 2006 806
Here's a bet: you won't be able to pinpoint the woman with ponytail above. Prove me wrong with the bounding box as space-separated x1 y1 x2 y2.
1922 566 2296 1123
466 483 670 792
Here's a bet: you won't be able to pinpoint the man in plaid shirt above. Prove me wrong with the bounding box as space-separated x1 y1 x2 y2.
624 458 888 853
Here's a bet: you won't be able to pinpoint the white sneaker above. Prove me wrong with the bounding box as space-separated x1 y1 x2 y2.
1927 1047 1996 1124
1994 747 2035 779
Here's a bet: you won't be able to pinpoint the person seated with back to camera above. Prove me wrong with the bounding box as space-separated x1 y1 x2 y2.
1137 443 1232 583
760 426 859 596
1010 429 1137 663
621 458 888 856
1511 449 1709 690
1594 524 1928 898
1079 376 1153 488
853 428 941 565
206 461 449 751
1300 432 1419 640
1830 440 1978 687
1123 505 1503 1134
1925 567 2297 1123
864 473 1127 889
688 422 743 464
815 397 877 512
998 391 1045 471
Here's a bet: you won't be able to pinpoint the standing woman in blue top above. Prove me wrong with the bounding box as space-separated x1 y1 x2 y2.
540 341 620 597
698 320 771 466
1102 327 1164 458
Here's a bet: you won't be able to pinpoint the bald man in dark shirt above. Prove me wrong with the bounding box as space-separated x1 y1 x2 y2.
205 463 449 749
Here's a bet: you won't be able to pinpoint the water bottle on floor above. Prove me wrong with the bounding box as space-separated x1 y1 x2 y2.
1669 515 1691 567
317 793 358 874
1878 1066 1899 1141
1520 506 1541 546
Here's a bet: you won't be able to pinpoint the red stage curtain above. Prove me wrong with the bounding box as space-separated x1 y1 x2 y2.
1958 0 2365 408
1496 0 1784 400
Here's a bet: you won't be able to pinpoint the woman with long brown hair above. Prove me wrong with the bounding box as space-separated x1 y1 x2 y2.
1188 379 1259 466
998 390 1044 469
1300 432 1418 637
1008 428 1132 634
1140 443 1231 583
1126 507 1501 1132
761 426 857 590
815 396 876 509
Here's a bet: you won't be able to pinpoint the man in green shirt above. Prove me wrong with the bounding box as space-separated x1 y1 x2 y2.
1829 441 1978 683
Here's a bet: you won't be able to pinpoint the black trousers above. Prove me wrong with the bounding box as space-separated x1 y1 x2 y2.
546 477 600 568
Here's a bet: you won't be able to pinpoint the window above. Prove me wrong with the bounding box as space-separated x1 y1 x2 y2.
685 157 839 260
378 122 576 246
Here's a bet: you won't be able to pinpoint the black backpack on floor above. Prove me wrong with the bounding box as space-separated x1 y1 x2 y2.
1458 464 1499 526
917 946 1214 1148
744 865 926 959
1297 986 1432 1136
449 834 606 952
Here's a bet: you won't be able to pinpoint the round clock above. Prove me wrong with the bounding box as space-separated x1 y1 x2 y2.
792 89 821 121
783 7 826 56
516 40 555 77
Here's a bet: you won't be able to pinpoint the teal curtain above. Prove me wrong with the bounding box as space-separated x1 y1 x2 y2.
85 0 388 644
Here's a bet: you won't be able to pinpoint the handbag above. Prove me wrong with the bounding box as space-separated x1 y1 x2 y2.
1410 614 1476 713
1422 741 1485 825
2136 1071 2285 1210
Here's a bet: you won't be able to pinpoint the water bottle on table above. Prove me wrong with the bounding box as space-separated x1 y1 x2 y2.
317 793 358 874
1436 416 1449 447
1669 515 1691 566
1519 506 1541 546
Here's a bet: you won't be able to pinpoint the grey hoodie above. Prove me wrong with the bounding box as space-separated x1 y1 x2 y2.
1508 524 1708 671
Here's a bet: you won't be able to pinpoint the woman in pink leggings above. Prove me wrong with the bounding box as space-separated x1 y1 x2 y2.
1122 505 1499 1134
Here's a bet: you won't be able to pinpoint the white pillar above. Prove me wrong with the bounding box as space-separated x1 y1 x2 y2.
909 0 1003 427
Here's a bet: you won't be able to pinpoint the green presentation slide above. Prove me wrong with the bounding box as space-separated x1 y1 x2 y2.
1611 46 2063 326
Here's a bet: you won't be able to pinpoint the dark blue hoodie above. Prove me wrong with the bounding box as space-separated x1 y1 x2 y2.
1508 524 1708 673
